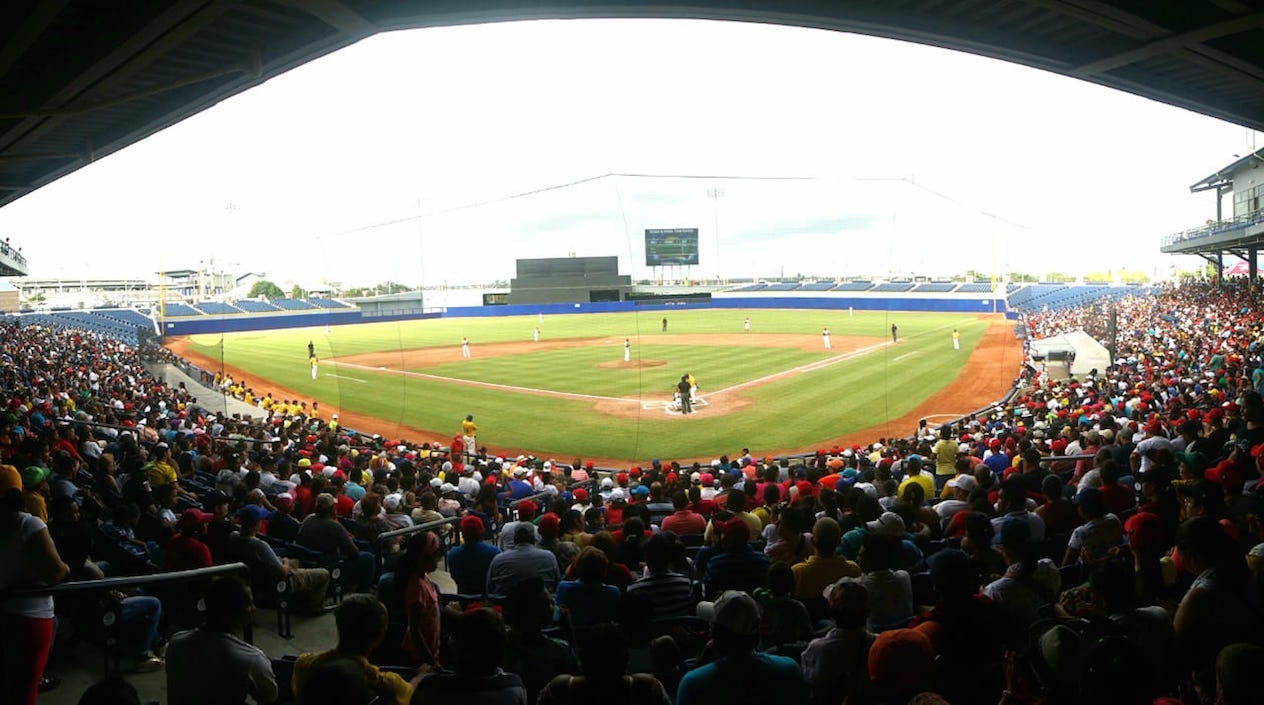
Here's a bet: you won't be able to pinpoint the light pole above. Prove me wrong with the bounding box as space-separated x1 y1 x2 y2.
707 187 725 283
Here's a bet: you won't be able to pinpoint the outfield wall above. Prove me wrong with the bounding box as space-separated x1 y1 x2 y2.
160 292 1006 336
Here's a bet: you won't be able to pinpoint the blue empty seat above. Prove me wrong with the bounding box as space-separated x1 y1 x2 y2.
234 299 281 313
957 283 996 293
161 303 201 317
194 301 241 315
306 298 349 308
832 281 873 292
872 282 914 293
272 298 316 311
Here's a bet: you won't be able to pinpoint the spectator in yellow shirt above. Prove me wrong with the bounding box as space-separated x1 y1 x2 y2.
292 595 424 705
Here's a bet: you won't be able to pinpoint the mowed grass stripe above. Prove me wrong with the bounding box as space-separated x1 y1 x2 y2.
185 309 994 458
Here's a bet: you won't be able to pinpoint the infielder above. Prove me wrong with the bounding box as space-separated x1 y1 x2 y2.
952 328 960 350
624 338 630 362
533 327 539 343
822 327 831 350
309 354 318 380
744 317 750 332
461 337 470 358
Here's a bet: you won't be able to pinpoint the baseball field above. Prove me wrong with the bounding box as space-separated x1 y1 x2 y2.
166 308 1023 463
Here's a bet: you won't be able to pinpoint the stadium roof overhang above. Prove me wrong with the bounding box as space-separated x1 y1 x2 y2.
2 1 1264 213
1189 147 1264 193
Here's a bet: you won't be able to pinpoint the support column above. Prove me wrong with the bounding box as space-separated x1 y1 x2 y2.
1251 247 1258 282
1217 252 1224 286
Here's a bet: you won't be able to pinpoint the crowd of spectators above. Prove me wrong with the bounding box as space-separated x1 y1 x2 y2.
3 277 1264 704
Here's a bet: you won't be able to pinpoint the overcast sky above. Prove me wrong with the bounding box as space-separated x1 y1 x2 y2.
0 19 1259 289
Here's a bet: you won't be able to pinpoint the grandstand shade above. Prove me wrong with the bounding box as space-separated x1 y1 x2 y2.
2 2 1263 213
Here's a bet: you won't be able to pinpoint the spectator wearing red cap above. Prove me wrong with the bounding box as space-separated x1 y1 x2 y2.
397 531 444 667
447 515 500 596
266 493 300 543
983 437 1011 478
865 628 935 702
166 508 214 572
499 500 541 550
571 487 590 513
536 512 578 571
700 517 769 599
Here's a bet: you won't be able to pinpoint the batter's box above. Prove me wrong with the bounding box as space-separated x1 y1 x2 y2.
642 396 710 414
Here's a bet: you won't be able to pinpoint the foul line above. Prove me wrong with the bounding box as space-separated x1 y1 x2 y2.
335 361 631 403
707 340 895 396
324 373 367 384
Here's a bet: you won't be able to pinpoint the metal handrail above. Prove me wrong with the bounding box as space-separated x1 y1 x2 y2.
9 562 249 597
9 562 255 678
376 516 460 543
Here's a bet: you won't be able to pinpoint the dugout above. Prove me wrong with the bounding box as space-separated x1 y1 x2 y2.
508 256 632 305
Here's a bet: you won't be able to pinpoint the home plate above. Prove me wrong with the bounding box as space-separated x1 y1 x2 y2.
642 397 710 414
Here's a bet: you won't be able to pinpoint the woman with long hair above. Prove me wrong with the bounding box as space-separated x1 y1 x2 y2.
0 464 70 705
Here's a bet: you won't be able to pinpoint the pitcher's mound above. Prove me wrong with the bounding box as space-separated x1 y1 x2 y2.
597 359 667 369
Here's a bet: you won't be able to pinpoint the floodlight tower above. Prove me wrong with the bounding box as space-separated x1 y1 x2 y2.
707 187 725 283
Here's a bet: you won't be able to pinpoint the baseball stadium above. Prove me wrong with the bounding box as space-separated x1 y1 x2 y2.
3 4 1264 705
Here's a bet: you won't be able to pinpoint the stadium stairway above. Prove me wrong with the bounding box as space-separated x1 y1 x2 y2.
145 363 263 419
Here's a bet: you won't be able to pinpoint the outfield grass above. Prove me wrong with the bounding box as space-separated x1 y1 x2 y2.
185 309 991 459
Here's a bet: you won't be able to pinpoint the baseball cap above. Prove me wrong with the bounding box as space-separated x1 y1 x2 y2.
1073 487 1105 514
696 591 759 636
273 494 294 511
1174 451 1210 475
0 464 21 492
866 511 906 537
868 628 934 696
177 508 214 533
383 494 403 512
947 474 976 492
1124 511 1163 550
459 514 484 539
716 516 751 543
20 465 50 488
600 477 613 490
572 488 588 502
515 499 537 520
537 512 560 537
439 482 457 494
204 490 230 507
